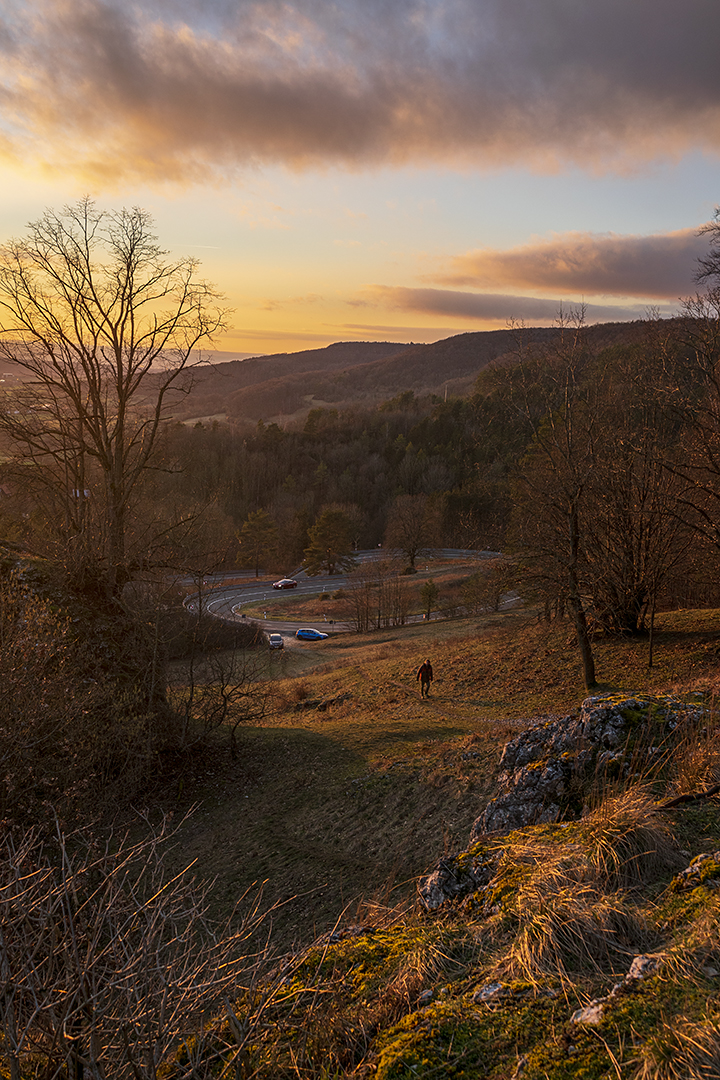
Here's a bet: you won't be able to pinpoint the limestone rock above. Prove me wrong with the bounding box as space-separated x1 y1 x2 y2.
472 696 704 839
473 981 506 1004
418 850 497 910
673 850 720 890
626 954 663 981
571 1002 604 1025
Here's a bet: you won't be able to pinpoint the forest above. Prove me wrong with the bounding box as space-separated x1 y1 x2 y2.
0 203 720 774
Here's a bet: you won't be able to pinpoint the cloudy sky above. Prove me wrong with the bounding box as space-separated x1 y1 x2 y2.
0 0 718 354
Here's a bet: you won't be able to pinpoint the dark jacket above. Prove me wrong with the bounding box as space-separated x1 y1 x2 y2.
416 661 433 683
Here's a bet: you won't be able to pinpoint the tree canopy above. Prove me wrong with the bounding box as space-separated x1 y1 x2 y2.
302 507 355 576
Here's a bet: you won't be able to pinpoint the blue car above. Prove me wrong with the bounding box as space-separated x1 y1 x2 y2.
296 627 329 641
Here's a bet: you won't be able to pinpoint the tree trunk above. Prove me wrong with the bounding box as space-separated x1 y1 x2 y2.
568 503 597 690
648 589 657 668
568 588 597 690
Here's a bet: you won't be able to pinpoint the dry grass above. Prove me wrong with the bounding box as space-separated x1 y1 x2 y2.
149 606 720 1080
583 789 685 890
385 935 458 1011
663 887 720 986
494 788 681 985
635 1018 720 1080
667 719 720 798
507 880 649 985
164 605 720 955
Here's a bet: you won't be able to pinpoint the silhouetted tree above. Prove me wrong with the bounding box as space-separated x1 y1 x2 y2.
384 493 441 571
0 198 226 598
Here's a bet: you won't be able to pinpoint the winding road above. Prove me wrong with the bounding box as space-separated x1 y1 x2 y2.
184 549 499 643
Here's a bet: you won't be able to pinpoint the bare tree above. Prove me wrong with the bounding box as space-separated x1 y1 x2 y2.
695 206 720 286
384 494 441 571
509 314 693 680
579 338 691 638
172 639 275 758
344 563 376 633
508 309 599 689
0 198 227 598
343 559 411 632
462 557 517 614
652 215 720 575
0 818 274 1080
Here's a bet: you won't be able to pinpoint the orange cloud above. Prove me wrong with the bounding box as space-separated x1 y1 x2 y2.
369 285 670 324
1 0 719 183
437 230 707 299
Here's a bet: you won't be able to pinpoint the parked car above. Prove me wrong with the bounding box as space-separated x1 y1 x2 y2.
296 627 328 641
268 633 284 649
272 578 298 589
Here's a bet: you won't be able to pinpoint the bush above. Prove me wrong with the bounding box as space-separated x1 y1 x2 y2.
161 604 265 659
0 819 270 1080
0 569 179 823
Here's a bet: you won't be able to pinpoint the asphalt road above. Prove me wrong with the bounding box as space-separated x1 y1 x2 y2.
184 549 499 643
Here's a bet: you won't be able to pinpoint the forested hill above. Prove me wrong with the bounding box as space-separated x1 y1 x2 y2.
173 340 408 422
176 320 655 424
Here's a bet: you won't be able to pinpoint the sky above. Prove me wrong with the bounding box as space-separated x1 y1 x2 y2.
0 0 719 356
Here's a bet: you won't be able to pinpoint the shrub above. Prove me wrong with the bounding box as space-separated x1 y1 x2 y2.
0 570 178 822
0 819 270 1080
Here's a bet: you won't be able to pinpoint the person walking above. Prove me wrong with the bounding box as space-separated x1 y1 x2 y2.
416 659 433 698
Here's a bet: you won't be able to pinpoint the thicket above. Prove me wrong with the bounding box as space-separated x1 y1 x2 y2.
0 559 270 826
0 817 272 1080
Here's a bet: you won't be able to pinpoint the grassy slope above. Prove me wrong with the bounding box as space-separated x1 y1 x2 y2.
168 604 720 929
161 602 720 1078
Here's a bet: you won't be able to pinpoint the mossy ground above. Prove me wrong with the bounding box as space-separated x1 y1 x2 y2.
156 596 720 1077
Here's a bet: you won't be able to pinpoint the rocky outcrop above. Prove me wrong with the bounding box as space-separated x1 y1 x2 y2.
672 850 720 891
571 953 664 1026
418 695 705 911
417 850 498 911
471 695 704 839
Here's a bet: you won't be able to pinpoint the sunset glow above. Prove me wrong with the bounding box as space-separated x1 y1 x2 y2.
1 0 719 355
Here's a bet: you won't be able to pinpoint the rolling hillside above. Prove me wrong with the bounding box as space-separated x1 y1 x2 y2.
173 320 658 425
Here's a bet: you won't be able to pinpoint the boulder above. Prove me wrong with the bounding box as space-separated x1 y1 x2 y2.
418 695 705 911
472 696 704 839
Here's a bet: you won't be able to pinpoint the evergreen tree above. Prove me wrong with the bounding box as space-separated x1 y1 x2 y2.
238 509 278 577
302 508 355 575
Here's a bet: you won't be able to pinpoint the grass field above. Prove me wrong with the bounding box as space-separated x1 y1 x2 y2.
164 601 720 955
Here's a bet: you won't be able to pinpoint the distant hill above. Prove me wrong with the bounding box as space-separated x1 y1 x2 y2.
172 321 657 425
171 340 408 423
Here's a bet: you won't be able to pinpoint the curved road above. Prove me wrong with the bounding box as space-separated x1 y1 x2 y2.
184 549 499 643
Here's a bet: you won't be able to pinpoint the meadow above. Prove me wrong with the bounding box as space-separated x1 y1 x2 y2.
164 595 720 949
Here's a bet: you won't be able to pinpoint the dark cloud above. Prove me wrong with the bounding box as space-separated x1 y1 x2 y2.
371 285 671 324
2 0 720 180
438 230 707 299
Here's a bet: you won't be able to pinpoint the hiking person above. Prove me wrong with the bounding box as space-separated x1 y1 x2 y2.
416 659 433 698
